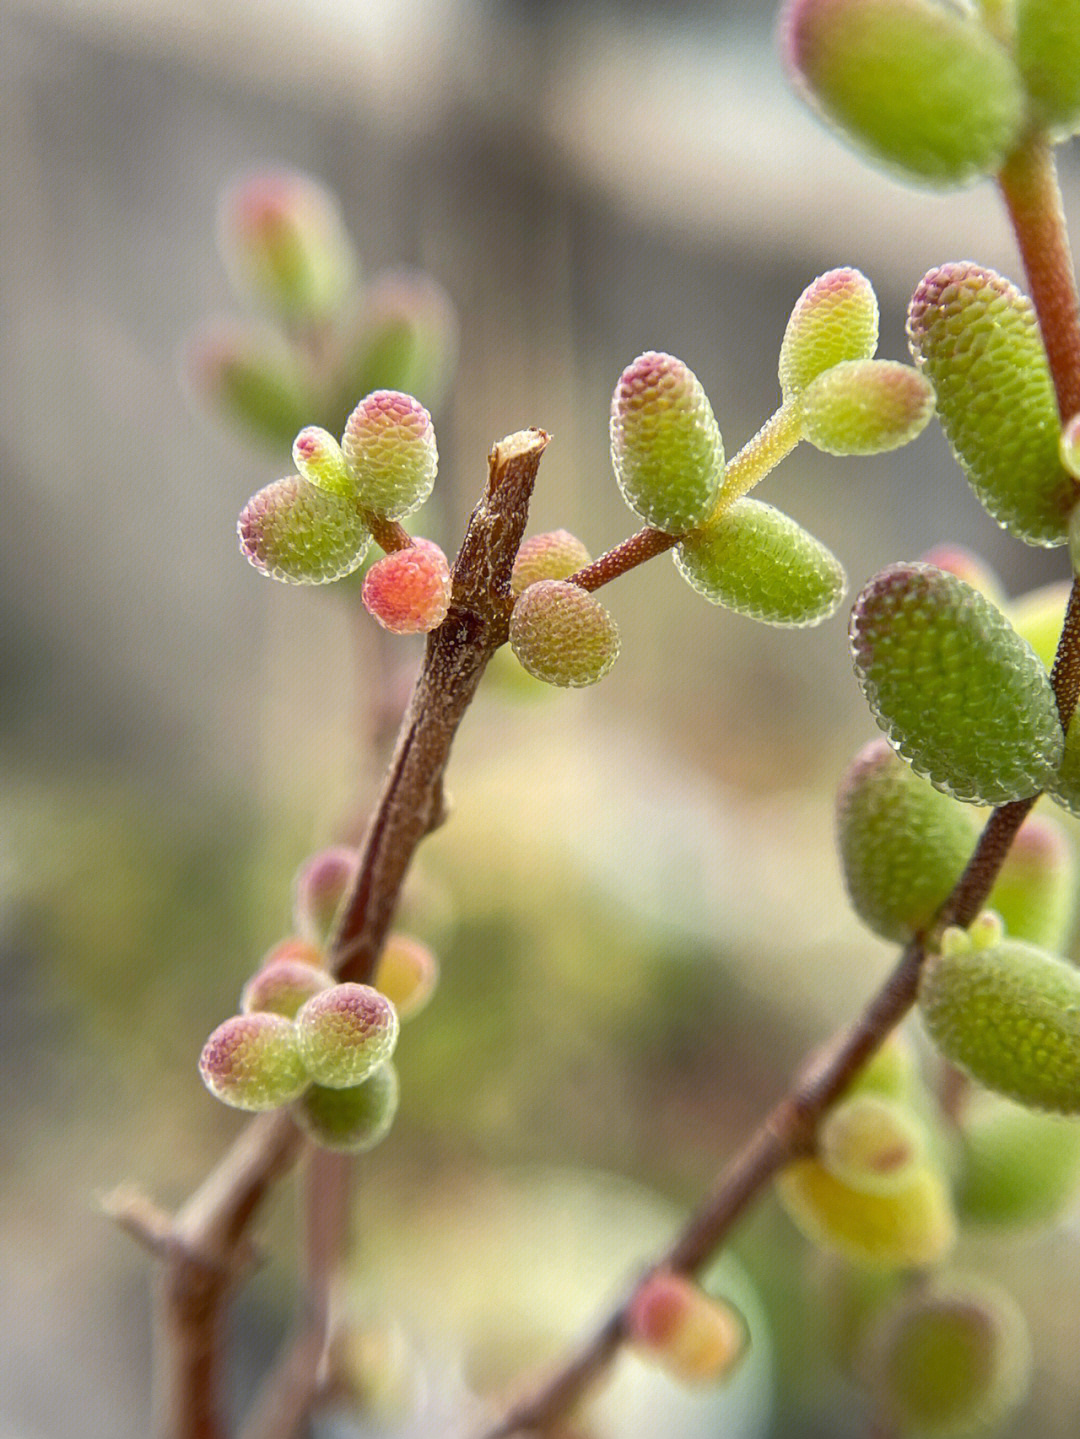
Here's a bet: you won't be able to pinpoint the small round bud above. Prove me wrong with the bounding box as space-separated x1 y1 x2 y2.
778 268 879 400
216 169 355 319
676 498 845 626
1061 413 1080 479
343 267 459 412
295 1062 400 1153
260 936 326 969
182 321 312 447
362 539 451 635
988 814 1076 952
293 846 358 946
957 1094 1080 1229
819 1095 925 1195
238 475 371 584
292 426 353 499
781 0 1025 186
241 959 334 1020
610 351 724 533
1007 578 1070 671
776 1158 956 1268
374 934 439 1019
800 359 934 455
850 564 1063 804
199 1012 309 1111
296 982 399 1088
908 264 1078 546
341 390 438 520
836 739 975 943
509 580 620 688
919 937 1080 1114
860 1278 1030 1438
510 530 592 596
626 1271 747 1385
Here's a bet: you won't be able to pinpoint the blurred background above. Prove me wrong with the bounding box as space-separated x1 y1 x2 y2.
3 1 1080 1436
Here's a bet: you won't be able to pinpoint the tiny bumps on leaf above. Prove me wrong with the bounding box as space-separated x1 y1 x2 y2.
362 539 451 634
509 580 620 687
836 739 975 943
918 937 1080 1114
199 1012 310 1111
610 351 724 533
295 1062 400 1153
241 959 334 1020
293 846 359 946
238 475 371 583
510 530 591 596
908 263 1078 546
799 359 935 456
295 982 399 1089
849 563 1063 804
778 267 879 401
341 390 438 520
676 498 845 626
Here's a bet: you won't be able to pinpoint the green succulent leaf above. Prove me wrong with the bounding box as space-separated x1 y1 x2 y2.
237 476 371 583
676 499 845 626
849 563 1063 804
800 359 934 455
781 0 1025 186
776 1157 955 1268
1016 0 1080 135
509 580 620 688
957 1094 1080 1229
295 1063 400 1153
836 739 975 943
341 390 438 521
779 267 879 402
919 936 1080 1114
860 1278 1031 1439
610 351 724 534
908 263 1078 546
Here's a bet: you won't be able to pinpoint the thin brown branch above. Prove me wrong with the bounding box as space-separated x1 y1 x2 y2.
101 1185 176 1262
367 515 413 554
568 526 677 593
141 429 549 1439
480 780 1049 1437
998 132 1080 425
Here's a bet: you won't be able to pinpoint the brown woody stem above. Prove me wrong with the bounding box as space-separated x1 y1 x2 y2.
129 430 548 1439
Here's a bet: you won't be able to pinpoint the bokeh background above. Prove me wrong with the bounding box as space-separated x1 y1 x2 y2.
3 1 1080 1436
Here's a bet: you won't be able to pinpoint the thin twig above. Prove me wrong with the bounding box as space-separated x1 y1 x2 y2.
133 430 549 1439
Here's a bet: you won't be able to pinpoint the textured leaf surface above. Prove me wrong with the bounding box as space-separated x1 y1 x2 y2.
238 475 371 583
919 938 1080 1113
296 1063 399 1153
800 359 934 455
610 351 724 533
850 564 1063 803
779 267 879 401
509 580 620 687
676 499 845 626
908 264 1077 546
836 739 975 942
342 390 438 520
